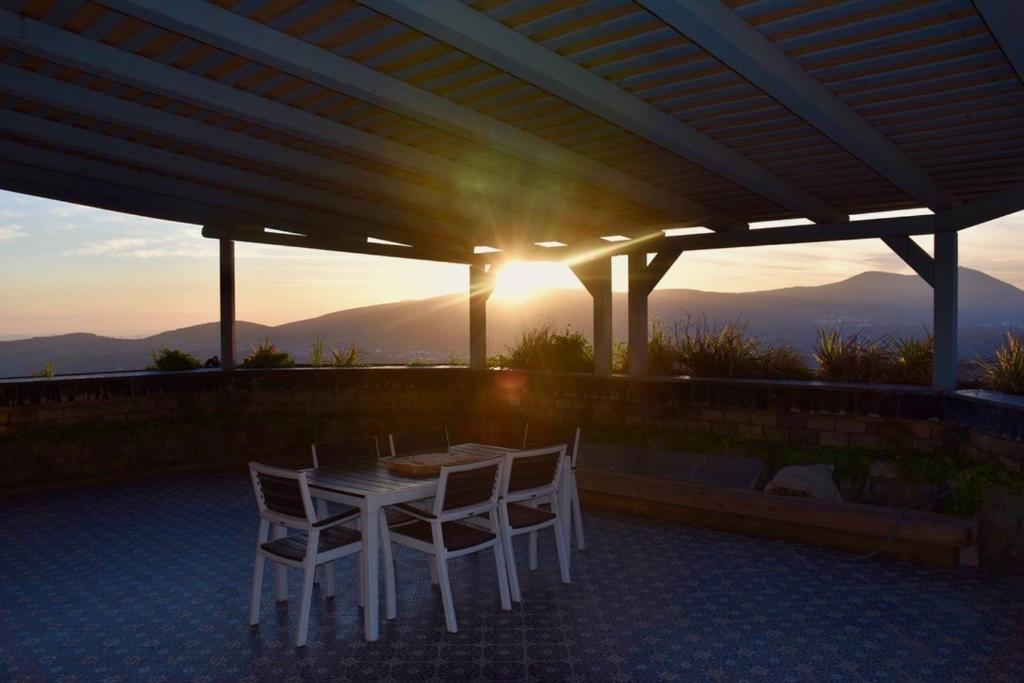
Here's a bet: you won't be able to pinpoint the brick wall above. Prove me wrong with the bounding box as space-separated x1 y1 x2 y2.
1 369 1022 493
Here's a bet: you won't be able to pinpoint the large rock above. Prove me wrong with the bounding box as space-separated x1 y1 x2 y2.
765 464 843 501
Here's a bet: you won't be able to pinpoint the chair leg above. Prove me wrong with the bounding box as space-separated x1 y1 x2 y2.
273 525 288 602
295 558 318 648
528 531 538 571
571 474 586 550
493 541 512 611
435 555 458 633
324 562 336 598
552 515 571 585
380 514 397 620
500 512 522 603
249 520 269 626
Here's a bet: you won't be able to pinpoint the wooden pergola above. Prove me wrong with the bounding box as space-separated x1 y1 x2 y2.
1 0 1023 388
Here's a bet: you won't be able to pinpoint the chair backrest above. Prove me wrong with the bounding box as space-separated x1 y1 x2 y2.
249 462 314 528
312 436 380 468
501 445 565 501
433 457 504 520
524 423 580 467
389 426 450 457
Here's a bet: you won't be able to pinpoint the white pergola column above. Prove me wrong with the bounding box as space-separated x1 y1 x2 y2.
627 252 649 377
469 263 494 370
570 257 613 375
933 231 958 391
219 238 236 370
627 249 683 377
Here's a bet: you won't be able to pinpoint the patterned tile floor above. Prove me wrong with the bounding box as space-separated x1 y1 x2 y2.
1 473 1022 682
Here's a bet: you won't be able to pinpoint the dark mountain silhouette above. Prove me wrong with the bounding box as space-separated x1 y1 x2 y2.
3 268 1022 378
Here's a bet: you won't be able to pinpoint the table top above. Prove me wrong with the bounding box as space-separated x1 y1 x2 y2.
305 443 515 501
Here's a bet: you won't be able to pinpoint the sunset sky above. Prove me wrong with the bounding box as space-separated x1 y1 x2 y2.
1 188 1022 339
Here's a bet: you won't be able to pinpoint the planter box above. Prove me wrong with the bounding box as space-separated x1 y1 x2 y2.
577 468 974 568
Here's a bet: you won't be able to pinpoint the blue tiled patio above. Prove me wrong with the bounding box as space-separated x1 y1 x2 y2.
2 473 1021 682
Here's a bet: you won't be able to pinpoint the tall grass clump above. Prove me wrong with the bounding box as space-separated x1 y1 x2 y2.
677 317 757 377
814 329 893 383
309 335 325 367
677 317 811 380
497 323 593 373
32 361 56 378
814 329 934 385
330 344 362 368
648 323 681 375
240 339 295 369
977 331 1024 394
148 347 202 371
889 334 933 385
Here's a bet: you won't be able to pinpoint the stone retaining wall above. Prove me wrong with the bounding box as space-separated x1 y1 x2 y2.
1 369 1022 493
980 487 1024 579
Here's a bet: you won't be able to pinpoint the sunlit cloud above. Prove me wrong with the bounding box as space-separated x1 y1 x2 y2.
0 224 25 241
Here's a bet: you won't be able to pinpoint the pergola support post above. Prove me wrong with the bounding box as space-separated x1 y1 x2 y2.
570 257 613 375
933 232 959 391
219 238 236 371
469 263 495 370
628 249 683 376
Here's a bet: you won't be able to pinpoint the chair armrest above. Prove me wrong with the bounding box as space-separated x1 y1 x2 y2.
312 507 360 529
392 502 436 521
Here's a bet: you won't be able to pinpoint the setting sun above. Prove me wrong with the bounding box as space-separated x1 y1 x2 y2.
491 260 583 301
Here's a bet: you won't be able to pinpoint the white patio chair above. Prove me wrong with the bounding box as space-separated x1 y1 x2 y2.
379 457 511 633
497 445 571 603
388 426 450 457
248 462 372 647
524 425 585 554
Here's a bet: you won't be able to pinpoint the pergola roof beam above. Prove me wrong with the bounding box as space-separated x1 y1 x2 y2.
200 225 469 264
0 162 227 228
882 236 935 287
0 138 475 263
974 0 1024 85
0 108 475 251
97 0 742 230
582 182 1024 260
636 0 961 212
0 11 630 241
358 0 839 224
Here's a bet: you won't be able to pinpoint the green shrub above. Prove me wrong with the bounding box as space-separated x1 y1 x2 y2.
583 421 1024 517
148 347 201 371
330 344 361 368
977 331 1024 394
612 341 628 374
501 323 593 373
240 339 295 369
32 361 56 378
814 329 892 383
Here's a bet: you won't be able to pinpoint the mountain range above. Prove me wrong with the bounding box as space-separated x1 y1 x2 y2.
3 268 1023 378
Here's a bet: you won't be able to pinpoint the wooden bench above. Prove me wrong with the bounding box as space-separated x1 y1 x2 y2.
577 469 974 568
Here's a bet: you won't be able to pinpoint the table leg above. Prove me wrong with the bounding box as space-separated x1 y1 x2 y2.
363 502 381 641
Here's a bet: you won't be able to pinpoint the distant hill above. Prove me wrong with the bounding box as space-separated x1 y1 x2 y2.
3 268 1023 377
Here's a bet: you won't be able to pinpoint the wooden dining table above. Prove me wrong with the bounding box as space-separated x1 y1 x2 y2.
304 442 517 641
